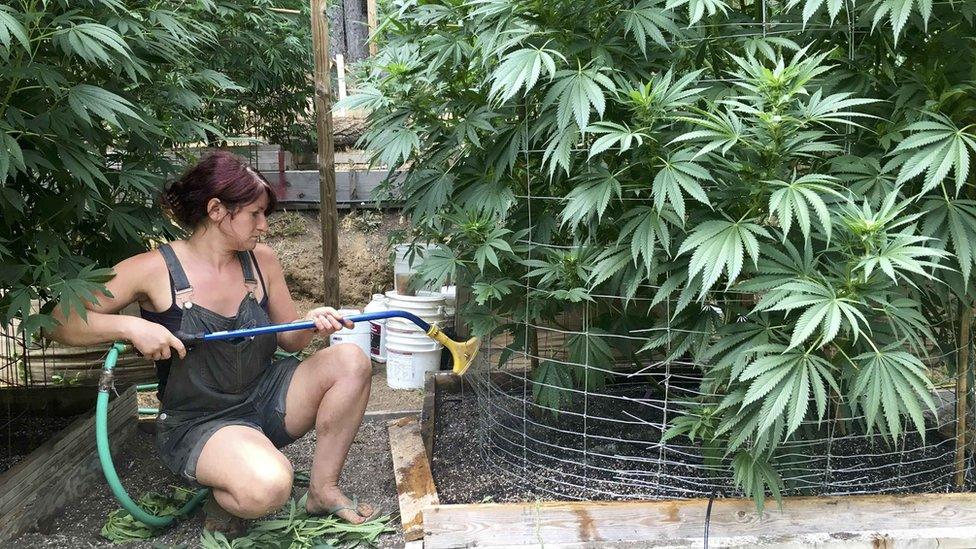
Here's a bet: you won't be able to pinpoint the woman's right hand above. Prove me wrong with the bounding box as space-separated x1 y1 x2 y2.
128 320 187 361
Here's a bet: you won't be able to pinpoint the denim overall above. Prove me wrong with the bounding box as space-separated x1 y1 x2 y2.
148 244 300 485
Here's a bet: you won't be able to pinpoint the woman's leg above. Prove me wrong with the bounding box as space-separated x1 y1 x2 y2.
195 425 294 519
281 342 372 523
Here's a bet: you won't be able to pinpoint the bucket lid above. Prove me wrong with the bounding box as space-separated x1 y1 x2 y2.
385 290 445 304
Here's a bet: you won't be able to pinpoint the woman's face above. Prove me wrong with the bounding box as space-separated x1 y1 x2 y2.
211 191 270 250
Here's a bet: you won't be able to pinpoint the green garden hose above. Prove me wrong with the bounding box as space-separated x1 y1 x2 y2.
97 342 208 527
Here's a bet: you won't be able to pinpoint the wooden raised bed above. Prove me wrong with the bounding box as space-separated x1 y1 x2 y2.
388 372 976 548
0 385 137 542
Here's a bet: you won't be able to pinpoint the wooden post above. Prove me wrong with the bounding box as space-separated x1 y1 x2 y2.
367 0 378 56
335 53 348 115
955 305 973 488
311 0 340 307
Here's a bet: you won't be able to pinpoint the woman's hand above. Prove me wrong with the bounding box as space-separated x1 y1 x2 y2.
305 307 354 337
128 319 186 361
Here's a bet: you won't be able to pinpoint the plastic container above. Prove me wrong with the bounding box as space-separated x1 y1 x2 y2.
329 308 370 357
440 286 457 331
385 325 443 389
384 290 445 333
393 244 438 296
364 293 388 363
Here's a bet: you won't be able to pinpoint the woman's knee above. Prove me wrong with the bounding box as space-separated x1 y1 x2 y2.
328 343 371 382
229 460 294 517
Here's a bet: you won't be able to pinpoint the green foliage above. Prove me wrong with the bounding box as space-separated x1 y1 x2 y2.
0 1 312 340
350 0 976 508
101 487 198 542
102 481 393 548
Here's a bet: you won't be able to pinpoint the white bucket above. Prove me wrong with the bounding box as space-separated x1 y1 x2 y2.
384 290 445 333
364 293 388 363
329 308 370 357
386 325 442 389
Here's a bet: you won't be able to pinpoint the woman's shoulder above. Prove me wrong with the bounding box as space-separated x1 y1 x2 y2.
115 245 173 280
252 243 280 265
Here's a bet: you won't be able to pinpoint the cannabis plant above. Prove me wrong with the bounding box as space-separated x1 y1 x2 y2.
0 0 312 339
347 0 976 505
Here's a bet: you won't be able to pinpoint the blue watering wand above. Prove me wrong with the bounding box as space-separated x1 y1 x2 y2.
174 310 480 375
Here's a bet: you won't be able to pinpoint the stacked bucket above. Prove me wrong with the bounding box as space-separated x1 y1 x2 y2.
333 244 456 389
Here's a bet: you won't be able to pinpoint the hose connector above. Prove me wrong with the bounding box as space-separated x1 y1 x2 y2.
98 368 114 393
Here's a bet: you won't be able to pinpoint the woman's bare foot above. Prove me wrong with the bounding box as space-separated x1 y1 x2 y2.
306 486 375 524
203 496 249 538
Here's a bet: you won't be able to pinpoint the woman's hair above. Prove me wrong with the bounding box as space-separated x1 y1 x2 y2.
161 151 277 229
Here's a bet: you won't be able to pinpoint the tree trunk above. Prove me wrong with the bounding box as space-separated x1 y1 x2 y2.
328 2 346 60
343 0 369 65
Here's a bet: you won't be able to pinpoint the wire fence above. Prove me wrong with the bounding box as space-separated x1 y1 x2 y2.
466 307 973 501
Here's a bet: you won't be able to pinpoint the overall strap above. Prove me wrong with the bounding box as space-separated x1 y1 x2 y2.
237 251 258 294
158 244 194 307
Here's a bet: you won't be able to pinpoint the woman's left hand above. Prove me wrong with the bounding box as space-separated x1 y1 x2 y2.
305 307 354 336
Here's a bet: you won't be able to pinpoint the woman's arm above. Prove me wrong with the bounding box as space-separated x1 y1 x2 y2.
46 252 186 361
255 244 350 353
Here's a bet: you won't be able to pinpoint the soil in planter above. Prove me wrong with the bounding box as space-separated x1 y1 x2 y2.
1 411 82 475
432 379 975 504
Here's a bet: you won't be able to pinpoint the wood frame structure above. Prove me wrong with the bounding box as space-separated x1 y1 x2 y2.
0 386 137 542
310 0 340 307
387 372 976 548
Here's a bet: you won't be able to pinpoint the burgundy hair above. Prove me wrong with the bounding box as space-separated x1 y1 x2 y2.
161 151 277 229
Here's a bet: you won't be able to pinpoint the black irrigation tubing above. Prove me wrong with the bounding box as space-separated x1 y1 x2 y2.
704 490 717 549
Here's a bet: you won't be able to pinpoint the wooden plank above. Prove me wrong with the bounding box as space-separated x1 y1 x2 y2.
956 306 973 487
363 408 421 423
366 0 378 56
0 387 136 541
0 387 135 512
424 493 976 548
267 170 404 204
421 374 436 467
388 415 439 542
0 418 135 538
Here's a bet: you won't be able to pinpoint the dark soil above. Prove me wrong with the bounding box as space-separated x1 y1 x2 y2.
1 413 81 474
9 422 402 548
432 377 974 505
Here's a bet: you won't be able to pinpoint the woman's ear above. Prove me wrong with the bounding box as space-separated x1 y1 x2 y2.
207 198 226 222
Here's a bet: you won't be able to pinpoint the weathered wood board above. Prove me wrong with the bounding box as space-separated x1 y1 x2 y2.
424 493 976 548
388 415 439 542
0 386 137 542
264 169 404 207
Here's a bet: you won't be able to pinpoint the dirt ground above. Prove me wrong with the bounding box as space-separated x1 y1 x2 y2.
11 421 402 548
266 208 407 309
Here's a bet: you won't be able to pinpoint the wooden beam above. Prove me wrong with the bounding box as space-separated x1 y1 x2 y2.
388 415 439 542
0 387 137 542
310 0 340 307
421 374 436 467
335 53 347 114
366 0 378 56
424 493 976 548
957 305 973 488
362 408 421 423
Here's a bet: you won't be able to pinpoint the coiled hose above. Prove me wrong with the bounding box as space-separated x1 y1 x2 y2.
97 342 208 527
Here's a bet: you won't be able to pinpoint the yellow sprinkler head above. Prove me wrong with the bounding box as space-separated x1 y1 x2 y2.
426 325 481 376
